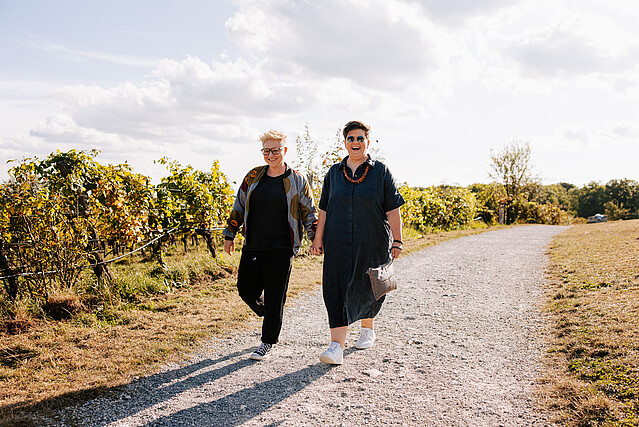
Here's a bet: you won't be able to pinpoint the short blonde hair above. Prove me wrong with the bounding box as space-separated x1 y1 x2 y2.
259 129 287 145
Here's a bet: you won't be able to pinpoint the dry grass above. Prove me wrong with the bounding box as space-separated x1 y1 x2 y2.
542 219 639 426
0 224 495 425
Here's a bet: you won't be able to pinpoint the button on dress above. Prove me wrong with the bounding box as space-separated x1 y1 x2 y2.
319 156 405 328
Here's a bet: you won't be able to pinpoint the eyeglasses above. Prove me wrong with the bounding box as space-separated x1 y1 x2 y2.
346 136 366 143
261 147 283 155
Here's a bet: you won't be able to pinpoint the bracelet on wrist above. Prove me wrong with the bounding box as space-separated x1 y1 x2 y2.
393 239 403 245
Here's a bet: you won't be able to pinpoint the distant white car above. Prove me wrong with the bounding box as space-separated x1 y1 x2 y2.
587 213 608 223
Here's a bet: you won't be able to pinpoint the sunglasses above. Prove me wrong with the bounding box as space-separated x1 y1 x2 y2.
261 147 283 155
346 136 366 143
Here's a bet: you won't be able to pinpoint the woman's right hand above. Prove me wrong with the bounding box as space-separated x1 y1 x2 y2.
224 239 234 255
310 238 323 256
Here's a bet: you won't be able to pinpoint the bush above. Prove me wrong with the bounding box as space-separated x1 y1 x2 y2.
468 183 507 225
510 198 567 225
400 185 477 231
604 201 631 221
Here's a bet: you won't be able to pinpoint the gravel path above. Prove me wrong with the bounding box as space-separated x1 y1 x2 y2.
53 225 568 426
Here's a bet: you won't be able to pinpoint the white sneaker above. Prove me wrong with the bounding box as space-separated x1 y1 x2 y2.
319 341 343 365
355 327 376 349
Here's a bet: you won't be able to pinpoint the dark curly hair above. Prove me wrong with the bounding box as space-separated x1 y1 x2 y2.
342 120 370 140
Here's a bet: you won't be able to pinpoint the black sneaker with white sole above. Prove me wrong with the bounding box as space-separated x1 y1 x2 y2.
249 343 272 360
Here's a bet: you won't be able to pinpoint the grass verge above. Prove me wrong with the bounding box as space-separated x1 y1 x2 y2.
0 224 494 425
542 219 639 426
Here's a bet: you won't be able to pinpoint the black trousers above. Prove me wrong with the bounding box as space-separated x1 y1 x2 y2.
236 248 293 345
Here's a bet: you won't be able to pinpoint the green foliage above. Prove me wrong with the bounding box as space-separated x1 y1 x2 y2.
605 179 639 220
0 163 90 301
90 163 154 246
510 197 567 225
152 158 233 233
468 183 507 224
470 177 639 224
537 183 579 214
577 181 608 218
483 141 578 224
569 358 638 402
469 181 571 225
400 185 477 231
604 201 630 221
569 179 639 219
0 150 234 319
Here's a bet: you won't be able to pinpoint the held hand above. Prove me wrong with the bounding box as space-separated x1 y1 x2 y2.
310 239 323 256
224 239 234 255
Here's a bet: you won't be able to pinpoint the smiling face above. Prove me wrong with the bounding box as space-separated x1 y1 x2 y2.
262 138 287 169
344 129 370 163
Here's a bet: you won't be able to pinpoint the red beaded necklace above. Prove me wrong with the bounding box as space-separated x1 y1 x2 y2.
343 163 370 184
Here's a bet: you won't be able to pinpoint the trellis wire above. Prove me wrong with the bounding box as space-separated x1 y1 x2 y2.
0 226 226 281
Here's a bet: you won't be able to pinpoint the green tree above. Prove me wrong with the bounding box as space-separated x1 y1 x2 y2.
537 183 577 214
489 140 537 201
576 182 607 218
605 179 639 219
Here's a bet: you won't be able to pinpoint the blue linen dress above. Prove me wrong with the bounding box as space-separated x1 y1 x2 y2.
319 156 405 328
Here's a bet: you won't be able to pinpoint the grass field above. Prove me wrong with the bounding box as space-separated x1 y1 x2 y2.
0 225 492 425
542 219 639 426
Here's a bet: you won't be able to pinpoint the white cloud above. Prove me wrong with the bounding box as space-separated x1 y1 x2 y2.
38 56 315 149
503 12 639 78
420 0 521 25
535 121 639 154
31 113 126 147
3 0 639 188
226 0 450 90
19 39 159 68
154 56 313 116
600 122 639 140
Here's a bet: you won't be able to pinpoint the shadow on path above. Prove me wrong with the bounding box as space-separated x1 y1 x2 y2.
148 363 328 426
7 346 327 426
54 347 329 426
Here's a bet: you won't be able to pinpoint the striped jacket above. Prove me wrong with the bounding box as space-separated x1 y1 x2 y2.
222 165 318 255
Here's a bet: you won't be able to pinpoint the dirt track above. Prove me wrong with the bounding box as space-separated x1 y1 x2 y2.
50 225 567 426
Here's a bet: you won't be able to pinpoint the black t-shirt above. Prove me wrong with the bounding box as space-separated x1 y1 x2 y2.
244 168 292 251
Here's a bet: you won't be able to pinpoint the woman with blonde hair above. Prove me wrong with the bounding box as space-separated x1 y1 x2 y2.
224 130 318 360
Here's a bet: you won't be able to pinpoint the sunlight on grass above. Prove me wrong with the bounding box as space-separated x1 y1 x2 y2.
542 219 639 426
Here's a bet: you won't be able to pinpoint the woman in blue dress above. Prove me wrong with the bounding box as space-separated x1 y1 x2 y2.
311 121 404 365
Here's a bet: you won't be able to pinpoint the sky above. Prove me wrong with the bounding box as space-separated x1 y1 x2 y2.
1 0 639 188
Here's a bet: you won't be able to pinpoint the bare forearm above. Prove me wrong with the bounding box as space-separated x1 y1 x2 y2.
387 208 402 242
387 208 402 258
